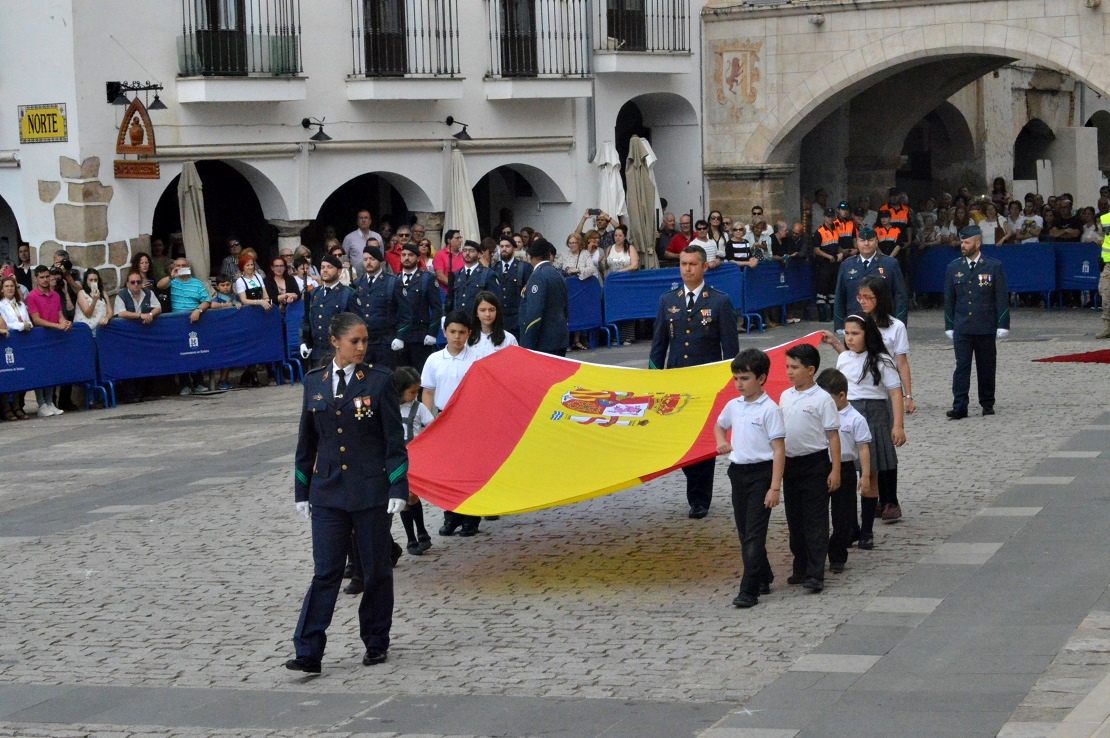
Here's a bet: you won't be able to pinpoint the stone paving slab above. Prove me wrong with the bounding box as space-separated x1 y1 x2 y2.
0 309 1107 737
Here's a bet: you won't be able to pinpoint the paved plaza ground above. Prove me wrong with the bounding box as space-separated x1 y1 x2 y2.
0 306 1108 738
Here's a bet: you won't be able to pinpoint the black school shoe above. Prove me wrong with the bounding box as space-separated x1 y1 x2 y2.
362 648 388 666
732 592 758 608
285 657 321 674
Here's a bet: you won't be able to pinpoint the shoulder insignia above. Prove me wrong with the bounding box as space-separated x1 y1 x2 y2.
702 291 708 299
355 370 365 380
322 371 330 380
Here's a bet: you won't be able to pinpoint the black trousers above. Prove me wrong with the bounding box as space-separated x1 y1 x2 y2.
828 461 858 565
728 461 774 596
683 457 716 509
952 332 997 412
394 342 435 373
294 505 393 659
783 450 832 580
365 339 396 370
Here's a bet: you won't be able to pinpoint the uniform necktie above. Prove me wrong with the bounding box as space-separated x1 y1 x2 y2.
403 273 412 286
335 368 347 399
968 260 976 270
862 259 870 269
687 291 695 309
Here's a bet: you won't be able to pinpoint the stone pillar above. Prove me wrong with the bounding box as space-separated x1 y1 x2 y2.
844 155 901 207
412 211 445 250
268 219 314 253
704 165 795 225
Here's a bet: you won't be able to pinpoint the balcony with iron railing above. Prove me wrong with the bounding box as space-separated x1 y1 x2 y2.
593 0 691 74
346 0 464 100
176 0 306 102
484 0 593 99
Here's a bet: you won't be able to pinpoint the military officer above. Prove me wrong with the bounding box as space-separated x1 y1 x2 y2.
944 225 1010 419
447 240 501 315
493 236 533 337
518 239 569 356
832 226 909 332
354 244 410 370
286 312 409 673
649 244 740 519
394 242 442 372
299 254 353 367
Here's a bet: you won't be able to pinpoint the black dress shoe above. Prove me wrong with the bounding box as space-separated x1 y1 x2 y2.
858 535 874 550
946 409 968 420
285 657 321 674
787 574 806 585
343 563 355 579
439 522 459 536
406 541 422 556
362 648 388 665
688 505 709 519
829 562 845 573
344 577 364 595
458 526 479 537
982 407 995 416
417 534 432 552
759 582 772 595
802 577 824 592
732 592 758 608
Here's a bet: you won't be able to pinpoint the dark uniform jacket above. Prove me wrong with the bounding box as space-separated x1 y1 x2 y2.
294 363 409 511
448 264 501 315
833 253 909 330
518 261 569 353
354 272 410 341
300 283 353 361
649 284 739 369
396 269 443 345
944 256 1010 335
493 258 533 332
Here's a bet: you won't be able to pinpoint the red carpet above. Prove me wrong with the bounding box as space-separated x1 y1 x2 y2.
1034 349 1110 363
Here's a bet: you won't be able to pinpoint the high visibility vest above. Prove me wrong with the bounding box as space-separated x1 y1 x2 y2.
1100 212 1110 264
816 224 839 254
834 218 857 245
887 203 910 228
875 225 901 245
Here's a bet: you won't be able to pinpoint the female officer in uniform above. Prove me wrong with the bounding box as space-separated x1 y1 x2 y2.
285 312 409 673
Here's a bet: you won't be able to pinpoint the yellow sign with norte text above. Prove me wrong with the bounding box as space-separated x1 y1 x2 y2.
19 104 68 143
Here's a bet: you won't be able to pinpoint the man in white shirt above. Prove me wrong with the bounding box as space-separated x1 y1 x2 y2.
342 210 383 278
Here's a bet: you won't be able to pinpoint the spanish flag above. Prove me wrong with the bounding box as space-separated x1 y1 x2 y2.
409 333 822 516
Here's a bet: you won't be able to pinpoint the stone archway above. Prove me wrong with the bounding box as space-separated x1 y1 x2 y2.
307 171 434 255
614 92 699 215
0 192 22 264
898 101 979 203
470 163 570 238
1013 119 1055 182
1085 111 1110 175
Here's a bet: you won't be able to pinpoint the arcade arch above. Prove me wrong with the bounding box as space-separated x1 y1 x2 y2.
614 92 699 214
1013 118 1055 182
305 171 434 254
471 163 568 238
1085 111 1110 175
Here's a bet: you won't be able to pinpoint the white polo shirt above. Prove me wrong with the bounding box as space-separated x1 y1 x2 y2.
779 384 840 458
421 343 479 411
716 392 786 465
877 318 909 357
836 404 872 462
836 351 901 401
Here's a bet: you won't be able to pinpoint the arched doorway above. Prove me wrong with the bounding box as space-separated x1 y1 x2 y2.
1013 118 1055 181
0 193 22 265
471 163 569 238
898 101 978 203
614 92 699 216
151 160 273 270
1085 111 1110 175
305 173 413 255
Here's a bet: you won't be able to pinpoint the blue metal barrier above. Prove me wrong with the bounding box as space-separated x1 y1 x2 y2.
0 324 102 404
602 262 744 323
565 276 609 347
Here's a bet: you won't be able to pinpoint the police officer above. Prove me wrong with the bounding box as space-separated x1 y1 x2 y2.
649 244 740 519
299 254 353 368
493 236 533 337
355 244 410 369
393 242 442 372
286 312 409 673
944 225 1009 419
833 226 909 331
447 240 501 315
518 239 569 356
812 208 841 322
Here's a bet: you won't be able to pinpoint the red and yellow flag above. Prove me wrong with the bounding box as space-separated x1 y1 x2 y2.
409 332 822 516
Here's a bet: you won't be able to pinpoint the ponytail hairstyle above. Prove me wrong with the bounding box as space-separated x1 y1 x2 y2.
844 314 895 387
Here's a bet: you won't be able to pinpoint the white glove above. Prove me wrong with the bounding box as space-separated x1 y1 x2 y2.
295 501 311 519
996 329 1009 338
945 330 954 340
386 498 405 514
423 335 436 346
391 338 404 351
299 343 311 359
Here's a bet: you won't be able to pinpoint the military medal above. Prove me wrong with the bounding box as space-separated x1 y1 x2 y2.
354 396 373 420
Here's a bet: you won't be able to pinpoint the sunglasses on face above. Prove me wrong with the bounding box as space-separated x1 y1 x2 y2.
128 279 142 285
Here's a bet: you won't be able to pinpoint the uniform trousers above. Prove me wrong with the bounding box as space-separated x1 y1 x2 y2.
365 339 396 370
683 458 716 510
1099 263 1110 321
294 504 393 659
728 461 775 596
394 342 435 373
952 332 997 412
828 461 858 565
783 450 832 581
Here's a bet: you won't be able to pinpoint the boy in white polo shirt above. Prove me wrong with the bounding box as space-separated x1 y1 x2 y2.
421 310 481 536
816 368 872 573
779 344 841 593
714 348 785 609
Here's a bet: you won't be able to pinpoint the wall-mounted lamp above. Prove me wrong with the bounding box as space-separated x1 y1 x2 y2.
301 117 332 142
106 81 167 108
445 115 472 141
808 14 825 26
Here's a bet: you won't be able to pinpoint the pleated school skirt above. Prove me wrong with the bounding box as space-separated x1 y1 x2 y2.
850 398 898 473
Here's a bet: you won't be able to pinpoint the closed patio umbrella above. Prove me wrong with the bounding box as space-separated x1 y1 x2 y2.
594 141 627 220
445 148 481 244
177 161 211 283
625 135 662 270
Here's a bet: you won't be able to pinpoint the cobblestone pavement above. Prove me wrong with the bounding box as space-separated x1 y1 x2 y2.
0 307 1108 737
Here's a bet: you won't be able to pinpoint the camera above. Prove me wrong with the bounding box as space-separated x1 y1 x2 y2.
59 259 72 272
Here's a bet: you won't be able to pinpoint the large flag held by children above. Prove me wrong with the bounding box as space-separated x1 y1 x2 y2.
409 333 822 516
